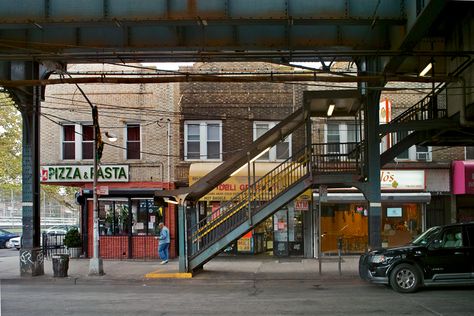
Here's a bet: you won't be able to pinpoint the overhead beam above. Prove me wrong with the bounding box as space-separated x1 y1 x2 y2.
0 73 455 88
384 0 448 74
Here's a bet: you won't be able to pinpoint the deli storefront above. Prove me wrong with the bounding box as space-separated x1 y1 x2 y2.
315 170 430 255
41 164 177 259
189 163 311 257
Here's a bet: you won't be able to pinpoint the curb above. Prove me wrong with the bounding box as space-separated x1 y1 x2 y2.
145 270 193 279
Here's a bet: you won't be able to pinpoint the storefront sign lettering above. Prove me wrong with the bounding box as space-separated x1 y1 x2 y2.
40 165 129 182
380 170 425 190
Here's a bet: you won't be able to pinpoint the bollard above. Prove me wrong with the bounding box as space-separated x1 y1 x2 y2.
337 236 343 276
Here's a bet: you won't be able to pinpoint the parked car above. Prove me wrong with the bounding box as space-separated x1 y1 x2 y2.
359 222 474 293
0 228 19 249
44 225 78 235
6 236 21 250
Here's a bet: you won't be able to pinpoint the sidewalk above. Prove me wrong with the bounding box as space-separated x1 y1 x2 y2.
0 254 360 283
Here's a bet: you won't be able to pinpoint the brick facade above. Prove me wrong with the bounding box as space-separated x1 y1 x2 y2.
178 62 308 185
41 63 180 259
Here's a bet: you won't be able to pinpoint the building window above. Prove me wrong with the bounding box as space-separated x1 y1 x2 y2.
82 125 94 160
466 147 474 160
253 121 291 161
184 121 222 160
131 199 163 236
325 121 359 157
99 200 130 236
62 125 76 160
126 124 141 160
62 124 94 161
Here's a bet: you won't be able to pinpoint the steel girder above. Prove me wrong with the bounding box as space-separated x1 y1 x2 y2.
0 0 407 62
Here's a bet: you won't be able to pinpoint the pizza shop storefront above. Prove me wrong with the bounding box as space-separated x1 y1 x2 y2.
41 164 176 260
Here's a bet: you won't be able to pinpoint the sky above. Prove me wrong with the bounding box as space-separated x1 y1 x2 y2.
142 62 322 71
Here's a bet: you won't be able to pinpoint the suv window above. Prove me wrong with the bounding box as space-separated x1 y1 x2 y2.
439 227 463 248
465 224 474 247
411 226 441 246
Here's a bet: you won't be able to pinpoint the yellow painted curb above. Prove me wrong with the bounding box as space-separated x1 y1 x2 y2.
145 270 193 279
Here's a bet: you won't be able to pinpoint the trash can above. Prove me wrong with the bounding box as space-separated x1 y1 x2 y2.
52 254 69 277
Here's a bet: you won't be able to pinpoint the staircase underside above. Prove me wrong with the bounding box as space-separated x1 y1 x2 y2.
188 175 311 271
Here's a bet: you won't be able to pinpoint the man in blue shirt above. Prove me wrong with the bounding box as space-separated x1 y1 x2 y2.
156 222 170 264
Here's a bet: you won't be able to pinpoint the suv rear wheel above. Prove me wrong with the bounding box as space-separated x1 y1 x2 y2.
390 263 421 293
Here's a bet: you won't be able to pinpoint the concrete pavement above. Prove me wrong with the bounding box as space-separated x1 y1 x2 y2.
0 252 360 283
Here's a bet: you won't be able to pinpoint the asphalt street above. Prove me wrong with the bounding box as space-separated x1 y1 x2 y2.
1 248 474 315
2 277 474 315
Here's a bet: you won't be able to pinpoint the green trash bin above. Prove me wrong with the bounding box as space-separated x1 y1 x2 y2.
52 254 69 277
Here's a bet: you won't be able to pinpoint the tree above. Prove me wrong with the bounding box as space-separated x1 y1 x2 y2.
0 91 77 212
0 92 22 190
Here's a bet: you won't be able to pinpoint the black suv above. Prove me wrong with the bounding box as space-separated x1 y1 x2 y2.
359 222 474 293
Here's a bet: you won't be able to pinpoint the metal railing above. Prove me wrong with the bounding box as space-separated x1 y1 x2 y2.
390 88 447 125
188 147 311 259
311 142 364 174
42 233 67 258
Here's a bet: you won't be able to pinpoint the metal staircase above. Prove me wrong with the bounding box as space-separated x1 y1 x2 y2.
378 86 455 165
187 148 312 271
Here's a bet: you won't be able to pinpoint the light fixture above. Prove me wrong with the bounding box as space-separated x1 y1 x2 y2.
105 131 118 142
327 102 335 117
164 197 179 205
230 148 270 176
419 62 432 77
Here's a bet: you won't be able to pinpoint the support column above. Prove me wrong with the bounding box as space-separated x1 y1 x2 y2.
9 62 44 276
178 203 187 273
360 58 383 250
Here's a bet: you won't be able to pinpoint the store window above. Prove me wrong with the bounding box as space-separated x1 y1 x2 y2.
126 124 141 160
184 121 222 161
131 199 163 235
98 200 130 236
253 121 291 161
381 204 422 247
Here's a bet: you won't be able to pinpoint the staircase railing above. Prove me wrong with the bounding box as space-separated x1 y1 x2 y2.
188 147 311 259
312 142 364 174
389 88 447 126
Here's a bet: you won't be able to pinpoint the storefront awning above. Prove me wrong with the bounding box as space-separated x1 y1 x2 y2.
313 192 431 203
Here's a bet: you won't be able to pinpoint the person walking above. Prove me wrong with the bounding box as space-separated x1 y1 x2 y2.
156 222 170 264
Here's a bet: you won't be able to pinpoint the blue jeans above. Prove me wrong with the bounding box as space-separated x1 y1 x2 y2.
158 243 169 261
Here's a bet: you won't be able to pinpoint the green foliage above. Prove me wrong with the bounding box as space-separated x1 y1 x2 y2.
0 92 22 190
64 228 82 248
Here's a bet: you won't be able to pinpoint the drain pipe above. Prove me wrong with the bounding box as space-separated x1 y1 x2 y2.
459 76 474 127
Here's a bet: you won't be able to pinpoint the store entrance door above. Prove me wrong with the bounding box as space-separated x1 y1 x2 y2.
273 207 304 257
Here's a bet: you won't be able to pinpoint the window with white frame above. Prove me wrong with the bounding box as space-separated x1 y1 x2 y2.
61 124 94 160
184 121 222 160
253 121 291 161
82 125 94 160
325 121 359 157
126 124 141 160
466 147 474 160
62 125 76 160
390 131 432 162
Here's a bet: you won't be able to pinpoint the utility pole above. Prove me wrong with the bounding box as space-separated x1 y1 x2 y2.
88 105 104 275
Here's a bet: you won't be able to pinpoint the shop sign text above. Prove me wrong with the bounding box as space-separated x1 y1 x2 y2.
41 165 129 182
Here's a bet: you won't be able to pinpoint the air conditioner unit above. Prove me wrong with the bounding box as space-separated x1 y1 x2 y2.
416 152 431 161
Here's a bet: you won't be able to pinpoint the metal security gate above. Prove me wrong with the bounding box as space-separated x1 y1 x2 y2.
42 233 67 258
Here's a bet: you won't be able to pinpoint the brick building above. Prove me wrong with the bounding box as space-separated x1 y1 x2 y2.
40 63 180 259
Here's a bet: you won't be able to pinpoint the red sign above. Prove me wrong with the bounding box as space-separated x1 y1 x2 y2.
96 186 109 195
466 164 474 194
